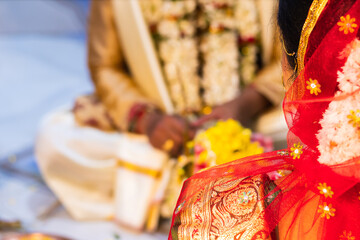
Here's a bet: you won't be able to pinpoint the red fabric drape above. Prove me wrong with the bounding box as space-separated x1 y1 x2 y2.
169 1 360 239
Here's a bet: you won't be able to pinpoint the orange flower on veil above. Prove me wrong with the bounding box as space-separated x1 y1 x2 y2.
340 231 356 240
317 183 334 198
338 14 358 34
290 143 303 159
306 78 321 95
318 203 336 219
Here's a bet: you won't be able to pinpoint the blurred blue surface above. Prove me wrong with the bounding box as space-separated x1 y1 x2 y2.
0 0 89 34
0 0 92 225
0 0 92 161
0 2 170 239
0 0 92 229
0 34 93 159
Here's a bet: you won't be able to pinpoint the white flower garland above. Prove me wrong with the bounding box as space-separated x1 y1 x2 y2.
316 39 360 165
200 0 260 106
159 38 201 112
201 32 240 106
199 0 238 106
235 0 260 40
143 0 202 113
235 0 260 85
141 0 260 112
140 0 163 24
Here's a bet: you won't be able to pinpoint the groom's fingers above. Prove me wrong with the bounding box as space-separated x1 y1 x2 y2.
191 112 217 127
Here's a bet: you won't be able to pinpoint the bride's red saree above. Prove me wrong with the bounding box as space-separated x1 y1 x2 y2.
169 0 360 239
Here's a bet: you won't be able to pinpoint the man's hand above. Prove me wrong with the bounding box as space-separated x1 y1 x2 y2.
193 87 272 128
139 112 195 157
192 98 243 127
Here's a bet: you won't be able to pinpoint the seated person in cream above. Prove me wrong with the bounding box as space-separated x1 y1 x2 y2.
36 0 284 231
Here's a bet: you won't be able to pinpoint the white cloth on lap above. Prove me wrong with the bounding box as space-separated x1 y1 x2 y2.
35 109 168 230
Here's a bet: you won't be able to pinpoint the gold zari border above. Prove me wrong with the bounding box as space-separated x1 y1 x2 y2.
297 0 329 75
117 159 162 178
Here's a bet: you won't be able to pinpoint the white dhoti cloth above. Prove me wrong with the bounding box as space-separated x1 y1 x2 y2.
35 108 170 230
35 106 287 230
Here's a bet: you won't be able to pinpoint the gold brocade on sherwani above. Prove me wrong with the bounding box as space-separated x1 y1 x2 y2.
172 175 271 240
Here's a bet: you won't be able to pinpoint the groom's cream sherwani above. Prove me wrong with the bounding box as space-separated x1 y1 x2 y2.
36 0 285 232
88 0 283 130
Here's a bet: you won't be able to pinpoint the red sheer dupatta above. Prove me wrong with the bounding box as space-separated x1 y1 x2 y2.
169 0 360 239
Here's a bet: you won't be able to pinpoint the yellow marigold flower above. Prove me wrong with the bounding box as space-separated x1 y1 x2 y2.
177 167 185 177
202 106 212 115
186 141 195 150
198 151 208 164
317 183 334 198
338 14 358 34
306 78 321 95
347 110 360 128
340 230 356 240
290 143 303 159
318 202 336 219
194 120 263 166
178 155 187 164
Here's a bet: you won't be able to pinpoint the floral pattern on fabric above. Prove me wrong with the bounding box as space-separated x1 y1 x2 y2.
306 78 321 95
169 1 360 240
316 39 360 165
318 202 336 219
318 183 334 198
174 175 270 240
347 110 360 128
337 15 358 34
290 143 303 159
340 231 356 240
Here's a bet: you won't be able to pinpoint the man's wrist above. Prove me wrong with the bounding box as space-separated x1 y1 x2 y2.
236 86 272 124
140 111 163 136
128 103 162 134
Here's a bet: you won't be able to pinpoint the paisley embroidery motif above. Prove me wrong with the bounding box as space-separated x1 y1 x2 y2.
177 175 270 240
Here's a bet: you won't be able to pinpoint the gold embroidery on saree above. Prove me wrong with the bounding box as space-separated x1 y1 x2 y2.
178 175 270 240
297 0 329 75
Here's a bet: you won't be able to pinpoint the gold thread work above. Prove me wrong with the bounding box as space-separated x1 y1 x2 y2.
296 0 329 76
117 159 161 178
